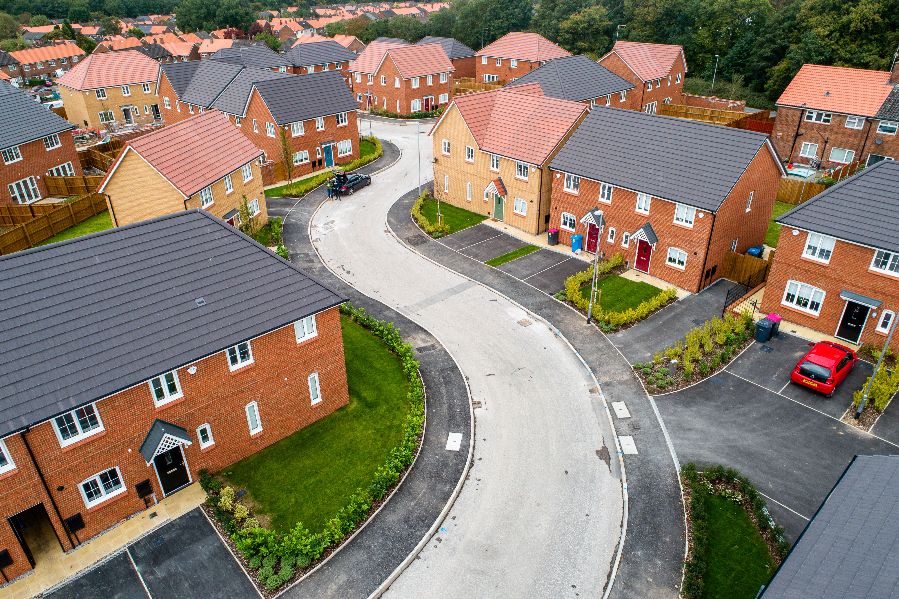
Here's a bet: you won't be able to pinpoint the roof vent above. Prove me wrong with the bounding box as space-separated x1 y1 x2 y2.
823 90 830 96
195 297 206 307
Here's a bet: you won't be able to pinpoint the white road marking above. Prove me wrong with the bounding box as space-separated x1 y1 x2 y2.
778 381 791 394
125 547 153 599
456 233 502 251
611 401 631 419
757 492 810 521
522 257 575 280
445 432 463 451
618 436 638 455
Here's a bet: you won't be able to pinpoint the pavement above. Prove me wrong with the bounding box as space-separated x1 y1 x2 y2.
305 119 628 598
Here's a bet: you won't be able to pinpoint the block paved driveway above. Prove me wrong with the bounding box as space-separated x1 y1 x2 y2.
441 223 588 295
45 509 258 599
653 332 899 541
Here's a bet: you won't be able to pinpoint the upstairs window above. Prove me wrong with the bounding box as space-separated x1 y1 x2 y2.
804 110 832 124
367 74 373 85
440 72 448 83
673 203 696 226
510 59 518 69
465 146 474 162
381 75 386 85
427 74 433 86
227 341 253 370
599 182 613 204
395 77 400 88
619 90 627 102
563 173 580 194
411 77 420 89
266 122 276 137
96 88 107 100
0 439 15 475
481 55 487 64
224 173 233 193
871 250 899 276
294 315 318 342
54 404 103 446
877 120 898 135
745 191 753 213
515 161 528 180
43 134 61 150
490 154 499 171
121 85 131 96
149 371 182 407
242 163 253 182
636 193 651 214
442 139 450 155
291 121 304 136
142 82 152 93
199 186 213 208
844 115 864 129
336 112 348 126
316 117 325 131
2 145 22 164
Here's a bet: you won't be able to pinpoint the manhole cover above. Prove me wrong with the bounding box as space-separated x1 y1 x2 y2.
518 319 533 327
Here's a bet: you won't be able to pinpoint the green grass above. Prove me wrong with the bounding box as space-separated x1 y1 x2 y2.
359 138 376 161
37 212 113 246
580 275 662 312
485 244 539 266
765 201 793 247
419 197 486 235
223 316 410 533
250 217 282 247
702 492 775 598
265 171 333 198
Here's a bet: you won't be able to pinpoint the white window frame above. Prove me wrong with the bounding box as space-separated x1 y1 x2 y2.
844 115 864 130
199 186 213 208
8 176 40 204
745 191 753 213
0 438 15 475
599 182 613 204
367 74 374 85
495 57 502 66
290 121 305 137
481 55 487 64
804 110 832 124
247 198 260 217
427 74 433 86
411 99 422 112
799 141 818 159
2 145 22 164
877 310 895 334
464 145 475 162
43 133 61 150
442 139 450 155
336 112 348 127
877 120 898 135
673 203 696 226
563 173 580 194
484 74 498 83
142 82 152 94
293 150 310 165
622 232 630 248
871 250 899 276
227 341 254 371
510 59 518 69
121 85 131 96
79 467 125 508
380 74 386 85
95 88 107 100
47 162 75 177
782 280 826 315
394 77 400 88
245 401 262 434
53 403 104 447
619 90 627 102
337 139 352 157
440 72 448 83
515 161 528 180
316 116 325 131
443 174 448 192
803 232 835 263
411 77 420 89
242 163 253 182
607 227 616 243
148 370 183 407
666 247 687 269
266 122 276 137
490 154 499 171
636 192 651 214
828 147 855 164
355 72 361 83
197 423 214 448
223 173 233 194
439 93 448 104
309 372 322 405
466 181 472 201
513 197 527 216
560 212 576 231
294 314 318 342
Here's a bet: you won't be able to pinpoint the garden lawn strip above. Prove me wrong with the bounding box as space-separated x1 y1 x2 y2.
485 245 540 267
265 136 382 198
419 197 486 235
36 211 113 246
579 274 662 312
764 201 793 247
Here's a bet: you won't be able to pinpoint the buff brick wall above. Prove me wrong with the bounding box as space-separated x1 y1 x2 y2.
352 56 452 115
761 229 899 351
60 81 160 130
184 160 268 226
597 52 685 111
771 106 899 166
1 133 82 205
0 307 348 582
474 56 541 84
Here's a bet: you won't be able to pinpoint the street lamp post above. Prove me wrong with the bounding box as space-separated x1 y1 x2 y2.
711 54 720 92
855 315 896 419
585 209 605 324
616 25 626 41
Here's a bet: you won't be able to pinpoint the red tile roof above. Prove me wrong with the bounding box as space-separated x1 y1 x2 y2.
97 36 143 51
199 38 234 54
477 32 570 63
22 25 56 34
57 50 159 90
491 177 506 197
440 86 586 165
776 64 893 117
349 39 409 74
9 42 85 66
112 111 263 197
293 34 331 46
160 41 196 57
602 41 685 82
388 44 453 78
144 32 182 45
179 32 204 44
331 34 362 49
78 25 101 35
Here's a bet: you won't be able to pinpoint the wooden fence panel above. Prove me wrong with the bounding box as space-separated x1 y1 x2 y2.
45 175 105 196
657 103 746 125
0 204 61 227
453 78 503 96
720 251 771 284
0 193 108 255
776 177 827 204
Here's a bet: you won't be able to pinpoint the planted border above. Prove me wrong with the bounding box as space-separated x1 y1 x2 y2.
681 463 789 599
369 107 444 120
265 136 383 198
412 192 450 237
199 303 425 594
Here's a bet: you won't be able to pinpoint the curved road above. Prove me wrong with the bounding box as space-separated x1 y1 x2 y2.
310 119 623 597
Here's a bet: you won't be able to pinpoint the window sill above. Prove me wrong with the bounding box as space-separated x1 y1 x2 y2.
666 262 686 271
85 488 128 513
868 268 899 280
229 361 255 374
800 255 831 266
200 444 216 452
0 468 18 482
672 222 695 230
154 395 186 411
779 302 822 319
59 429 106 452
635 210 650 216
250 430 264 438
563 189 579 195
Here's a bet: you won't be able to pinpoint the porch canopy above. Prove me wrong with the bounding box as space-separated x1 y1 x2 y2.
632 222 658 245
140 419 192 464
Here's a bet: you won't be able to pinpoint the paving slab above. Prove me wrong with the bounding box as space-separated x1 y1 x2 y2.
496 248 568 279
440 223 498 250
457 232 527 262
45 552 147 599
523 256 590 295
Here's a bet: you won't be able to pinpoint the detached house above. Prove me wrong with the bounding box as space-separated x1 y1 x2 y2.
761 160 899 350
1 81 81 205
57 50 161 130
349 40 454 115
598 41 687 114
417 36 476 79
8 42 86 82
475 32 570 84
283 40 356 76
431 85 587 235
507 55 636 109
771 63 899 168
0 210 348 583
549 109 782 292
100 111 266 227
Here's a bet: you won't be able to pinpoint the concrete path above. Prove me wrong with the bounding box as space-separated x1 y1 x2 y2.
307 119 625 597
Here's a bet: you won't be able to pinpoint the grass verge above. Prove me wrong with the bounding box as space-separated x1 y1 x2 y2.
265 136 382 198
37 211 112 246
579 274 662 312
764 201 793 247
485 244 539 267
418 196 486 236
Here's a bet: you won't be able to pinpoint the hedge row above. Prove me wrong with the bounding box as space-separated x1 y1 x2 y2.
200 303 425 592
369 107 444 119
852 364 899 412
412 192 450 237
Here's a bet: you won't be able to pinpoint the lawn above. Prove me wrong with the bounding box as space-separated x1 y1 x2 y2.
764 201 793 247
222 316 410 533
264 138 381 198
419 197 486 235
359 138 377 161
485 245 539 266
249 217 282 247
702 492 776 598
37 211 113 246
580 274 662 312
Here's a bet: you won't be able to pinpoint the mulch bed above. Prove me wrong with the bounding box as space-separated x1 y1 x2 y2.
635 336 754 394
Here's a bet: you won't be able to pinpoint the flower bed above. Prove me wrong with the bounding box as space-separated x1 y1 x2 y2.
199 304 425 594
634 312 755 393
369 106 443 119
681 463 789 599
844 362 899 429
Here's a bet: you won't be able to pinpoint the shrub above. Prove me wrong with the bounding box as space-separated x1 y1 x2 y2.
563 255 625 312
233 502 250 521
340 136 383 172
218 486 235 512
852 365 899 412
412 193 450 237
369 106 443 119
276 244 290 260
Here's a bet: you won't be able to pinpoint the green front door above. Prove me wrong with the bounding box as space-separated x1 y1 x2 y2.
493 193 504 221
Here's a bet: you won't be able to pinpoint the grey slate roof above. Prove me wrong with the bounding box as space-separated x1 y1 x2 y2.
0 210 344 438
760 455 899 599
373 37 409 45
179 60 243 107
283 40 356 67
23 31 47 41
777 159 899 252
550 108 772 212
160 60 202 97
508 55 634 102
254 70 357 124
0 49 18 67
210 45 290 69
134 42 172 61
0 81 74 151
210 66 290 116
876 86 899 120
416 36 475 60
140 419 190 462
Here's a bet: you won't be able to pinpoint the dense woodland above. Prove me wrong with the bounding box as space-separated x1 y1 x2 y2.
1 0 897 104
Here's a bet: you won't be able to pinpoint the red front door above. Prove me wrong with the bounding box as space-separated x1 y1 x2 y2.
635 239 652 273
586 223 599 253
424 96 433 111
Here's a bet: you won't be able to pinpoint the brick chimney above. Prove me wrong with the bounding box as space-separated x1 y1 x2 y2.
891 47 899 85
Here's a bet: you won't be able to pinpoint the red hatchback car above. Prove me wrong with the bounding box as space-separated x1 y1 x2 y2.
790 341 858 397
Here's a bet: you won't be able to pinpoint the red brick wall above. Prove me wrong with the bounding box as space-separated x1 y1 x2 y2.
1 132 83 205
597 51 685 112
351 55 452 115
451 56 475 79
0 307 349 581
157 72 193 126
761 230 899 351
474 56 541 83
16 54 84 80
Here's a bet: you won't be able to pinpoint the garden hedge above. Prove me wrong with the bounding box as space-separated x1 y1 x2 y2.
270 136 383 198
412 192 450 237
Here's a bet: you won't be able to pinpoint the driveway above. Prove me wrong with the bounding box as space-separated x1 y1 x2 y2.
46 509 257 599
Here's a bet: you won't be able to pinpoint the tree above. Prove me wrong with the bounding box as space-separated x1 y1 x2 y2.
451 0 532 50
532 0 594 42
29 14 51 26
279 128 294 183
342 16 373 41
426 8 455 37
127 27 145 38
255 31 281 51
387 15 425 42
325 21 347 36
215 0 254 32
0 12 19 40
0 37 27 51
98 15 121 36
176 0 215 32
67 1 91 24
557 4 612 56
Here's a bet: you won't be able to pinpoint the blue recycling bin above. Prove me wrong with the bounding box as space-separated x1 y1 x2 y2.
747 245 764 257
571 234 584 253
755 318 774 342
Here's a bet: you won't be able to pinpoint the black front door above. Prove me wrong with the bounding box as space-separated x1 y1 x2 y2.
154 447 190 496
836 300 870 343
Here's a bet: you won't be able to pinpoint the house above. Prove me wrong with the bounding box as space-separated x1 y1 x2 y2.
0 50 21 84
332 34 366 54
430 85 587 235
475 32 570 84
760 455 899 599
770 63 899 168
94 37 143 53
128 42 173 63
0 81 82 205
57 50 161 130
761 160 899 349
349 40 454 115
0 209 348 583
283 40 356 77
417 36 476 79
209 45 291 72
506 55 636 108
198 38 235 57
598 41 687 114
8 42 86 81
549 108 783 293
157 41 200 63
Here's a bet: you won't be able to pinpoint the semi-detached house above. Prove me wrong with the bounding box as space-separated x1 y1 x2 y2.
475 32 570 84
7 42 85 82
549 108 783 293
598 41 687 114
416 36 476 79
762 160 899 350
283 40 356 78
506 54 636 109
0 210 349 583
